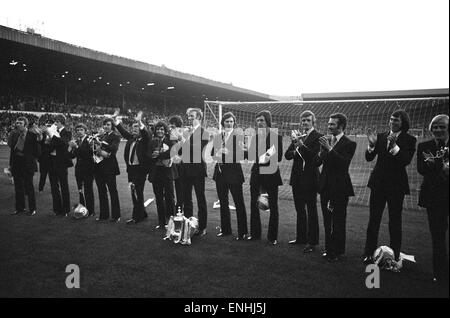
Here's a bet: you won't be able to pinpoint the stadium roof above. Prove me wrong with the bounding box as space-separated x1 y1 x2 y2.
301 88 449 101
0 25 273 112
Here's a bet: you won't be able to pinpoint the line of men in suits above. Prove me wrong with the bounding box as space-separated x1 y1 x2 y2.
7 109 448 280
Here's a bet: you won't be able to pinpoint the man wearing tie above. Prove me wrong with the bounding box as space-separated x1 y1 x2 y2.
68 123 95 217
9 116 40 216
114 112 149 224
315 113 356 262
38 120 53 192
94 118 122 223
43 114 73 217
245 110 283 245
417 114 449 283
179 108 209 236
363 110 416 264
285 110 322 253
212 112 248 240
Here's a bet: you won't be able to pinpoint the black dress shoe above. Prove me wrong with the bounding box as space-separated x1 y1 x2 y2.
27 210 36 216
246 236 260 241
236 234 247 241
126 219 137 225
199 229 207 237
269 239 278 245
11 210 24 215
216 232 231 237
303 244 315 254
363 255 375 265
288 240 299 245
322 250 328 258
111 218 121 223
95 217 107 222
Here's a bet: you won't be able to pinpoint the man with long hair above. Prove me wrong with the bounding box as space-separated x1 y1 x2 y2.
363 110 417 264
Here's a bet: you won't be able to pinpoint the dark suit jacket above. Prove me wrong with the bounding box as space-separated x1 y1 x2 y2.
70 136 95 176
95 131 121 176
315 135 356 198
38 137 51 168
8 130 40 175
48 127 73 168
180 126 210 178
211 130 245 185
246 129 283 187
148 135 179 181
366 131 416 195
284 129 322 190
116 123 149 172
417 139 449 208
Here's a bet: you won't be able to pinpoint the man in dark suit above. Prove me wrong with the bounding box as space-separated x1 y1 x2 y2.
285 110 322 253
245 110 283 245
148 121 178 229
363 110 417 263
417 114 448 283
94 118 122 222
9 116 40 215
168 115 184 211
212 112 248 240
114 112 149 224
179 108 210 236
68 123 95 216
38 120 53 192
315 113 356 262
43 114 73 216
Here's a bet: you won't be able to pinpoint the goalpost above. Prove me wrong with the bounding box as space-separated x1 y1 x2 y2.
203 97 449 210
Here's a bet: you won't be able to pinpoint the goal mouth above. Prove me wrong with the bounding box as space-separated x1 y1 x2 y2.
203 97 449 210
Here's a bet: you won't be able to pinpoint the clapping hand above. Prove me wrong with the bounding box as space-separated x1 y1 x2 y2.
318 136 331 151
387 133 397 149
367 129 377 147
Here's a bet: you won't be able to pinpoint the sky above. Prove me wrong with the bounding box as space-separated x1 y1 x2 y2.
1 0 449 96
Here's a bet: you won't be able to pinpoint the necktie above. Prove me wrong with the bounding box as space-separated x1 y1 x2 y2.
331 136 337 148
15 132 25 152
130 140 137 165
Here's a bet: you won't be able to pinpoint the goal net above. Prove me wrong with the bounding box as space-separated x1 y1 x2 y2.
204 97 449 210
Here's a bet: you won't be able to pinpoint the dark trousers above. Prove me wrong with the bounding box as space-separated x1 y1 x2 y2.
174 177 183 211
128 166 148 221
38 162 49 191
153 177 175 226
320 193 349 256
12 156 36 212
75 170 95 215
183 175 207 231
250 182 279 241
292 184 319 245
94 172 121 220
427 204 449 280
48 157 70 215
364 188 404 259
216 175 248 236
